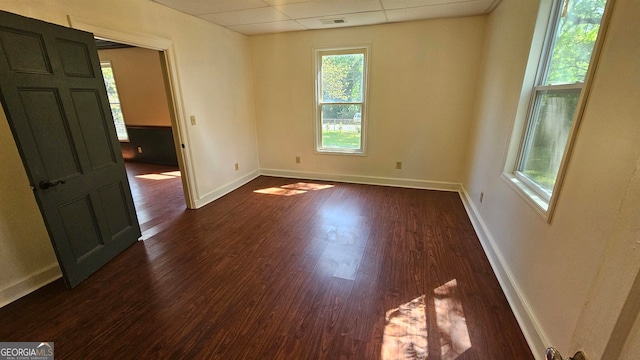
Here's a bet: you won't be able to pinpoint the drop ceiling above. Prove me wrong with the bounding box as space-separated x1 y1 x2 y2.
152 0 502 35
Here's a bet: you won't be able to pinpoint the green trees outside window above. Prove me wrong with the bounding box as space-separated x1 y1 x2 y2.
316 48 368 153
100 62 129 142
517 0 607 198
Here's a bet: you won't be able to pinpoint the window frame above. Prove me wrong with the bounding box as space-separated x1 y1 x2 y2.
514 83 583 202
503 0 613 220
100 61 130 142
314 46 370 155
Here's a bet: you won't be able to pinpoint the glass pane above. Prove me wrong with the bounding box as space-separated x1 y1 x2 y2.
101 65 121 103
520 88 580 192
321 104 362 150
110 103 129 141
321 53 363 103
101 64 129 141
544 0 606 85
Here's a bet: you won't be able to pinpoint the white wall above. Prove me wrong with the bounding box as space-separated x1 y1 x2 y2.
463 0 640 358
0 106 60 307
0 0 259 304
98 47 172 127
251 17 485 188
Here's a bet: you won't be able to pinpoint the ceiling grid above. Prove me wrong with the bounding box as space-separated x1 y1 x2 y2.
152 0 502 35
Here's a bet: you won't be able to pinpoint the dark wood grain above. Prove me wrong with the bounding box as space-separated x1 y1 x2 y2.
0 163 534 359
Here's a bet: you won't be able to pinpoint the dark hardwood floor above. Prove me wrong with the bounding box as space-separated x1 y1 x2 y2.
0 162 534 359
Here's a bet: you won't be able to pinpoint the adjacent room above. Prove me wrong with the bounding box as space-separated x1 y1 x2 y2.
96 40 188 240
0 0 638 359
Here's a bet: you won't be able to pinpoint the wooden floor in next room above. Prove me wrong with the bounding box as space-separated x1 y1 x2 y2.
0 161 534 359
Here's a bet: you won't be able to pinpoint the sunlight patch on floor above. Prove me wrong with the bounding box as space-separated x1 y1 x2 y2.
281 182 334 191
135 171 181 181
382 295 428 359
434 279 471 359
381 279 471 360
254 182 334 196
254 187 307 196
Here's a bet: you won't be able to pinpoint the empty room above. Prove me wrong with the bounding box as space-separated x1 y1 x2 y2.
0 0 638 359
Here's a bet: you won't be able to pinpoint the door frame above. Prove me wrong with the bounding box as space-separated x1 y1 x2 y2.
67 16 196 209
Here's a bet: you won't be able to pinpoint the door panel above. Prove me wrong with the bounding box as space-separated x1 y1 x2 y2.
59 196 104 260
56 39 94 78
0 11 141 288
19 89 81 179
0 29 51 74
71 90 117 169
98 182 134 238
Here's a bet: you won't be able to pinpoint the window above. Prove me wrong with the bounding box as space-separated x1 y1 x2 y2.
315 47 369 154
513 0 608 208
100 62 129 142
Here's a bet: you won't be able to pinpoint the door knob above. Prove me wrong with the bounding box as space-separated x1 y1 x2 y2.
39 179 66 189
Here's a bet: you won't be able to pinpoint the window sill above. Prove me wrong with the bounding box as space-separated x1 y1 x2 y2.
500 173 551 221
315 148 366 156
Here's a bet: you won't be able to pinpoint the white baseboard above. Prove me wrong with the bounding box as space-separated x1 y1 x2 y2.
0 263 61 308
260 168 461 192
459 185 549 360
194 169 261 209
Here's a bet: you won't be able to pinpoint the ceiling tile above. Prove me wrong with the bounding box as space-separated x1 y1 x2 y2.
154 0 502 34
153 0 269 15
228 20 307 35
275 0 383 19
199 7 290 26
381 0 480 11
263 0 312 5
296 11 388 30
385 1 490 22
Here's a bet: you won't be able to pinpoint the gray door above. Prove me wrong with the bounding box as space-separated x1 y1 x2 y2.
0 11 141 288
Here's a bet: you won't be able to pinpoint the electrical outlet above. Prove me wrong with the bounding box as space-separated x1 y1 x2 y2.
480 192 484 203
295 156 301 164
234 163 239 171
137 146 143 154
396 161 402 170
190 115 196 125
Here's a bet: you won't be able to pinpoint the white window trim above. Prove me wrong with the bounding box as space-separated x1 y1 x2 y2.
514 84 583 203
314 45 370 155
502 0 615 222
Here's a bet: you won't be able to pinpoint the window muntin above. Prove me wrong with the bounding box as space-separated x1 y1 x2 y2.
100 62 129 142
516 0 607 201
315 48 368 154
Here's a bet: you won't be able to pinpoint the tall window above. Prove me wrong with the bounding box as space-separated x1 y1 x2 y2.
516 0 607 202
100 62 129 142
315 47 368 154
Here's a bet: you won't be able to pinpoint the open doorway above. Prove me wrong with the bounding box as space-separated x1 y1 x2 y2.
95 38 188 239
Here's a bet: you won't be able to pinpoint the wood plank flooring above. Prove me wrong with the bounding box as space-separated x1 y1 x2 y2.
0 162 534 359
